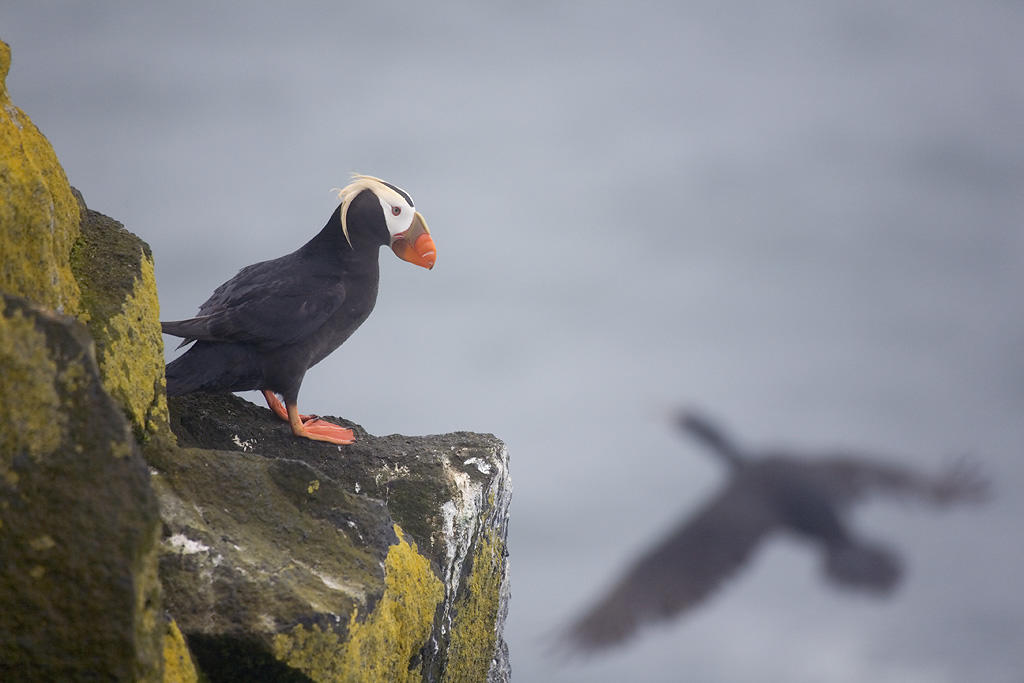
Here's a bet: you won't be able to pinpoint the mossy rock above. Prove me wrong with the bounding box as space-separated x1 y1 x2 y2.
0 40 82 316
0 294 163 681
163 618 200 683
70 189 171 443
163 393 512 682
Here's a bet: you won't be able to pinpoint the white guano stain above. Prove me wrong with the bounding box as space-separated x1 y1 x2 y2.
167 533 210 554
463 456 492 474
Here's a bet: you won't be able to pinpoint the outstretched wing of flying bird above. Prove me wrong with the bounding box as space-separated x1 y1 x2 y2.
801 455 991 508
563 479 778 652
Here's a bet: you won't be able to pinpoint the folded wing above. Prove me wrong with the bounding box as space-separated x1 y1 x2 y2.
162 258 346 349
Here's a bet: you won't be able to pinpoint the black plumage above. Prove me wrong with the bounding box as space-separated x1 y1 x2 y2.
162 175 435 444
563 411 989 653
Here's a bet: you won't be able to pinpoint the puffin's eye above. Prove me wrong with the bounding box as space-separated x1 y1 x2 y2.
391 206 402 216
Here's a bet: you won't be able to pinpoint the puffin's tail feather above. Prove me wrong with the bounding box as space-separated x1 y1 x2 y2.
165 342 259 396
162 318 209 350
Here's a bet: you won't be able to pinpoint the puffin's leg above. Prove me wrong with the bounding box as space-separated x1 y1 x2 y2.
262 390 290 421
286 401 355 445
262 390 315 423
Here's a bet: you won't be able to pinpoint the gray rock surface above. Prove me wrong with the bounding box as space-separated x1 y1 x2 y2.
160 392 512 682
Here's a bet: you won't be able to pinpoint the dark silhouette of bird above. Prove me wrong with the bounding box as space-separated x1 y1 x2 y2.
562 411 989 653
162 175 436 444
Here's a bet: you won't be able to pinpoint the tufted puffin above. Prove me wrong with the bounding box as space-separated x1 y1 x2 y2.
162 175 436 445
562 411 989 653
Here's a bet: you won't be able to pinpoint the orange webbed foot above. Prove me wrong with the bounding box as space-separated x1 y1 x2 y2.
272 397 354 445
295 417 356 445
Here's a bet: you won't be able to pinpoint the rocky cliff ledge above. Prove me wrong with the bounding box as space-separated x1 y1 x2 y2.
160 393 511 682
0 39 511 682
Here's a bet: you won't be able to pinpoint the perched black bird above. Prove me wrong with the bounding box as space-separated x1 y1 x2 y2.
162 175 436 445
563 411 989 653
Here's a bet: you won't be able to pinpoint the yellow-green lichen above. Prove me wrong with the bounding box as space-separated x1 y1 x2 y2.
273 525 444 682
56 354 89 398
444 529 505 682
71 203 170 442
0 305 65 460
162 619 199 683
93 252 169 439
0 40 82 316
28 535 56 551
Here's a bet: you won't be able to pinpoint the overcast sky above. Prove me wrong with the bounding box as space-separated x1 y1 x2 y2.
4 2 1023 681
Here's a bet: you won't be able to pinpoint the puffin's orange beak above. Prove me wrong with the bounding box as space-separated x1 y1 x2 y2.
391 211 436 269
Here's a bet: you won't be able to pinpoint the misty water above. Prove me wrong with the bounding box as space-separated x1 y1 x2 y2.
5 2 1023 681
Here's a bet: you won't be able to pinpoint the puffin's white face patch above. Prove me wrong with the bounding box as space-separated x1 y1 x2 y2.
379 195 415 238
334 174 416 246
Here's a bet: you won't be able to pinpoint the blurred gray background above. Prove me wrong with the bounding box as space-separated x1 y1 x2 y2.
4 2 1023 681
